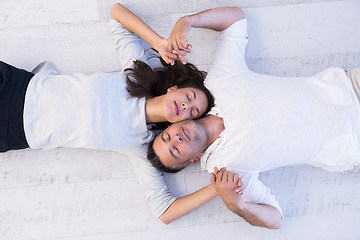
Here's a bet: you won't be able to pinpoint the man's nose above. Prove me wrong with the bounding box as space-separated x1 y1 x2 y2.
174 133 182 143
182 102 188 111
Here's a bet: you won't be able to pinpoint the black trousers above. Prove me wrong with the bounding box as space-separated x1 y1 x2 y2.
0 61 33 152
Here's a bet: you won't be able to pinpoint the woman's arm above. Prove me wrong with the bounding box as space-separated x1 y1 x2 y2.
159 184 217 224
111 3 178 65
160 177 243 224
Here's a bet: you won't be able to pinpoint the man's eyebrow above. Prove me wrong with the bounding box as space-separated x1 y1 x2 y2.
192 90 196 99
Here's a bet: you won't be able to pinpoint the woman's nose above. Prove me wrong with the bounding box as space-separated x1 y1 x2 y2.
182 102 187 110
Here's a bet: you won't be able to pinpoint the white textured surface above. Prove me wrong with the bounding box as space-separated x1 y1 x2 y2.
1 1 360 239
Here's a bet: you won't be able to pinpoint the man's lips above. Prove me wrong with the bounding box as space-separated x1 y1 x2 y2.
181 127 191 141
174 101 179 115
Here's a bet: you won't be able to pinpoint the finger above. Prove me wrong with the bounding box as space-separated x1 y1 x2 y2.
173 46 191 54
237 185 244 195
237 178 243 187
216 168 226 181
214 167 219 174
172 49 189 56
163 53 177 66
216 167 226 176
180 36 188 50
227 171 234 183
171 37 180 52
211 172 216 184
178 55 187 65
176 36 183 51
164 52 178 60
236 187 244 195
187 44 192 50
233 173 239 182
162 56 172 65
217 167 227 179
166 58 174 66
235 185 242 194
181 47 191 53
221 170 229 182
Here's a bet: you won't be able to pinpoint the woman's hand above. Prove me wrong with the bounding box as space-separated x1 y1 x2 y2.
156 37 190 65
168 16 193 64
156 38 179 65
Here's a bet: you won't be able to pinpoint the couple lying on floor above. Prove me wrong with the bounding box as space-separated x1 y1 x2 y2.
1 4 359 229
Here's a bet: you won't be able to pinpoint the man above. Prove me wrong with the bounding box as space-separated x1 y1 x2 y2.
147 6 360 229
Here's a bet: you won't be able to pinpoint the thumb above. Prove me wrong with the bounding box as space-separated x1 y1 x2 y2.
181 38 188 50
211 172 216 184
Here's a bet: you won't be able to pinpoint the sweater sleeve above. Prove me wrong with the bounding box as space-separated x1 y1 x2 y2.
127 145 176 217
109 19 148 70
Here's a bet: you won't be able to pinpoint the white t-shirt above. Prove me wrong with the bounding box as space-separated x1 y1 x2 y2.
201 19 360 214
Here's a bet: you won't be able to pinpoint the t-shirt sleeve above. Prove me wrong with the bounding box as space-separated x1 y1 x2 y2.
206 19 249 82
127 145 176 217
109 19 148 70
236 171 283 216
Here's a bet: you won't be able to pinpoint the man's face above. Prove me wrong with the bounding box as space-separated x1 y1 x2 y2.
153 119 208 170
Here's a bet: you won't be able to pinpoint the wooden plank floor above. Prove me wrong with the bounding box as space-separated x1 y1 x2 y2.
0 0 359 239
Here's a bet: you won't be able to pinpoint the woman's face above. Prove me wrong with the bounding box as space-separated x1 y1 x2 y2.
164 86 209 123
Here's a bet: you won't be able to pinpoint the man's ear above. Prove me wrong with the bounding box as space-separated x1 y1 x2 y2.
167 85 178 93
190 152 204 164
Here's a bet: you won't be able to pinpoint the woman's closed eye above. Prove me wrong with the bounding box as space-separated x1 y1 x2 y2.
190 107 200 118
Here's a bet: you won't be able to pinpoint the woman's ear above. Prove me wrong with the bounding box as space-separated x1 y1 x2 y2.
166 85 178 93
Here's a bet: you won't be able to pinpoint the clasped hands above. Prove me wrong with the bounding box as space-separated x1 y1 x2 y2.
157 17 192 65
211 167 246 212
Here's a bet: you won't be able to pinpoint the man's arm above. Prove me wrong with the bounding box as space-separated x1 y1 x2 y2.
169 7 246 60
211 168 282 229
111 3 179 65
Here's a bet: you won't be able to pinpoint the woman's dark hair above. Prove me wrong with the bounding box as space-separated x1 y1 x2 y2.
147 138 186 173
125 57 214 119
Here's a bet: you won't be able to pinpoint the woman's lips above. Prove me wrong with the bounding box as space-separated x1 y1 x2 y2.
174 101 179 115
181 127 191 141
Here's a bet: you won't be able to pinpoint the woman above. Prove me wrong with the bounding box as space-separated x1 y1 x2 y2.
0 13 214 153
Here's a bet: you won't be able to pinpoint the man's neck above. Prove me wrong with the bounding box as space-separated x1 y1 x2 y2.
197 114 224 147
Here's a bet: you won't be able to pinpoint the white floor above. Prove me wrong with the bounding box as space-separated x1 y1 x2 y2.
1 0 360 239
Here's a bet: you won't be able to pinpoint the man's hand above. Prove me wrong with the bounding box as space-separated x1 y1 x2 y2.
211 167 245 213
168 16 192 64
